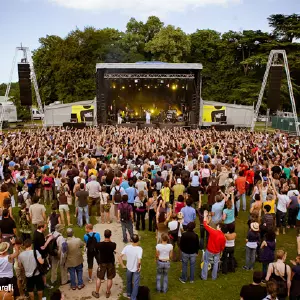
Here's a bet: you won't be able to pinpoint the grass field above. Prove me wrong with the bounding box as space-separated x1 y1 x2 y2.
118 195 298 300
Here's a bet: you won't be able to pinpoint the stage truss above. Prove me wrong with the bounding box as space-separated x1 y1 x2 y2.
104 73 195 79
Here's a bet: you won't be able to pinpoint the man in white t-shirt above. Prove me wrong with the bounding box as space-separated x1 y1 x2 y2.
119 235 143 300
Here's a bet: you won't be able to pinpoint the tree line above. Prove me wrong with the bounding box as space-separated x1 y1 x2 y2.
1 14 300 117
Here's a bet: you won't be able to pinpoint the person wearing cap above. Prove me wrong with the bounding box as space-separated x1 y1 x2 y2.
0 238 20 299
86 175 101 217
65 228 85 290
172 178 185 202
243 222 260 270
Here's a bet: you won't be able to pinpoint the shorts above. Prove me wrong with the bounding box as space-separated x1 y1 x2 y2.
97 263 116 280
26 274 44 292
100 204 111 213
59 204 69 212
87 252 101 269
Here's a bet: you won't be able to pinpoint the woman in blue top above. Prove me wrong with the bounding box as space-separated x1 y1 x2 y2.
222 191 235 233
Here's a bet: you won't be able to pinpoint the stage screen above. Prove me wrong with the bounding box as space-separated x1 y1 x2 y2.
71 105 94 122
202 105 226 122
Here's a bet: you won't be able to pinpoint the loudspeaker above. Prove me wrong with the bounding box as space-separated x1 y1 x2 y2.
18 63 32 106
267 66 283 111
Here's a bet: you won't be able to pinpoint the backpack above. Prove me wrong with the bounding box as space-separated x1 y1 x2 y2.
120 203 131 222
47 234 60 257
18 192 25 205
114 187 122 203
86 233 98 254
168 222 180 242
61 239 68 254
137 286 150 300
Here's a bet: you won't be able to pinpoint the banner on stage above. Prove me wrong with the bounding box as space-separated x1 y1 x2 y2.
71 105 94 122
202 105 226 122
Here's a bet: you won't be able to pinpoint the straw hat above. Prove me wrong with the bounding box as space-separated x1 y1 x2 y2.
0 242 10 255
250 222 260 232
177 212 184 220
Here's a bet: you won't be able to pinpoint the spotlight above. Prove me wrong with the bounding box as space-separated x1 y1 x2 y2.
112 84 116 89
135 79 139 83
160 80 164 83
151 109 154 113
148 85 150 89
135 112 138 116
171 84 177 90
122 86 125 90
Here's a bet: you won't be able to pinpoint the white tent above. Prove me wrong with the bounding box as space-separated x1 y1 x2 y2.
202 100 254 127
44 99 96 126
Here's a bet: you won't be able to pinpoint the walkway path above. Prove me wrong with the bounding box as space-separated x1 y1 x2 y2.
60 208 128 300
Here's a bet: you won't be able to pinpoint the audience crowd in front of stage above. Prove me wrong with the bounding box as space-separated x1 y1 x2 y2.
0 126 300 300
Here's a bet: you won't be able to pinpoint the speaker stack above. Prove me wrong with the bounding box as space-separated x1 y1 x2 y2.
18 63 32 106
267 65 283 111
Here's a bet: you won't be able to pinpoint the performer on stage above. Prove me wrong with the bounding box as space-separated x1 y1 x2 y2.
117 110 122 124
146 110 151 124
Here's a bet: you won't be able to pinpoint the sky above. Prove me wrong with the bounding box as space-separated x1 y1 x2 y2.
0 0 299 84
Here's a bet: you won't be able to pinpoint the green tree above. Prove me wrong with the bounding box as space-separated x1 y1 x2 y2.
145 25 191 62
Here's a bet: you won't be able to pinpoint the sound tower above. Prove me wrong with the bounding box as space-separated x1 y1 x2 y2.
18 63 32 106
267 65 283 111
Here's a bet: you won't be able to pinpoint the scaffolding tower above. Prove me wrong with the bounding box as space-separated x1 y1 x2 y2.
0 46 44 132
251 49 299 136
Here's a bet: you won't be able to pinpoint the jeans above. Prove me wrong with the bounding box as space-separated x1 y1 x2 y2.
235 199 240 212
201 250 220 280
180 252 197 282
148 209 156 232
44 189 53 205
68 264 83 288
241 193 246 211
77 206 89 227
136 211 146 231
126 269 140 300
156 261 170 293
262 262 269 278
245 246 256 269
199 224 209 250
221 247 235 274
121 220 134 243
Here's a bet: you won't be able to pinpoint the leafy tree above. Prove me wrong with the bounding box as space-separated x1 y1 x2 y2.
268 14 300 42
145 25 191 62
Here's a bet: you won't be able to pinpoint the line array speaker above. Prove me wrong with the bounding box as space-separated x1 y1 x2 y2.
267 65 283 111
18 63 32 106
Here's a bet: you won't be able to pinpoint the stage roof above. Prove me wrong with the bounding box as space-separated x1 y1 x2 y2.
96 62 203 71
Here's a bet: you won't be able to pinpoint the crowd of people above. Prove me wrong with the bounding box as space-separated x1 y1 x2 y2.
0 126 300 300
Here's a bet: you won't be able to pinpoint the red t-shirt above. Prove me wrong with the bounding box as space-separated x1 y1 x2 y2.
235 176 246 194
245 170 254 184
175 202 185 214
203 221 226 254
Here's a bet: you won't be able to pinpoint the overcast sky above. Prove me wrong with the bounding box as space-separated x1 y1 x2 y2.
0 0 299 84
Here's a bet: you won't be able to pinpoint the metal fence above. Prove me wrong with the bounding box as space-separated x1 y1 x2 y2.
271 116 299 134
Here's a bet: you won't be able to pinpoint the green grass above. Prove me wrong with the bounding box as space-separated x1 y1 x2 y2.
126 195 298 300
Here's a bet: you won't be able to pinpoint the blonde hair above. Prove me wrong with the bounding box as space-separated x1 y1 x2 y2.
276 250 286 260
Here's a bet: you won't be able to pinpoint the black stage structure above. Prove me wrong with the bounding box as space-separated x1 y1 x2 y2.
95 63 203 127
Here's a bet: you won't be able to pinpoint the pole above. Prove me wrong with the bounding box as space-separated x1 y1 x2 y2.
266 109 270 131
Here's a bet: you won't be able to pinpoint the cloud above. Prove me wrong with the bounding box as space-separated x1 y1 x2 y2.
49 0 242 16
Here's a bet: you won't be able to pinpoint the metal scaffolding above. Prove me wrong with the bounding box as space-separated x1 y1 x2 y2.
0 46 44 132
251 50 299 136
